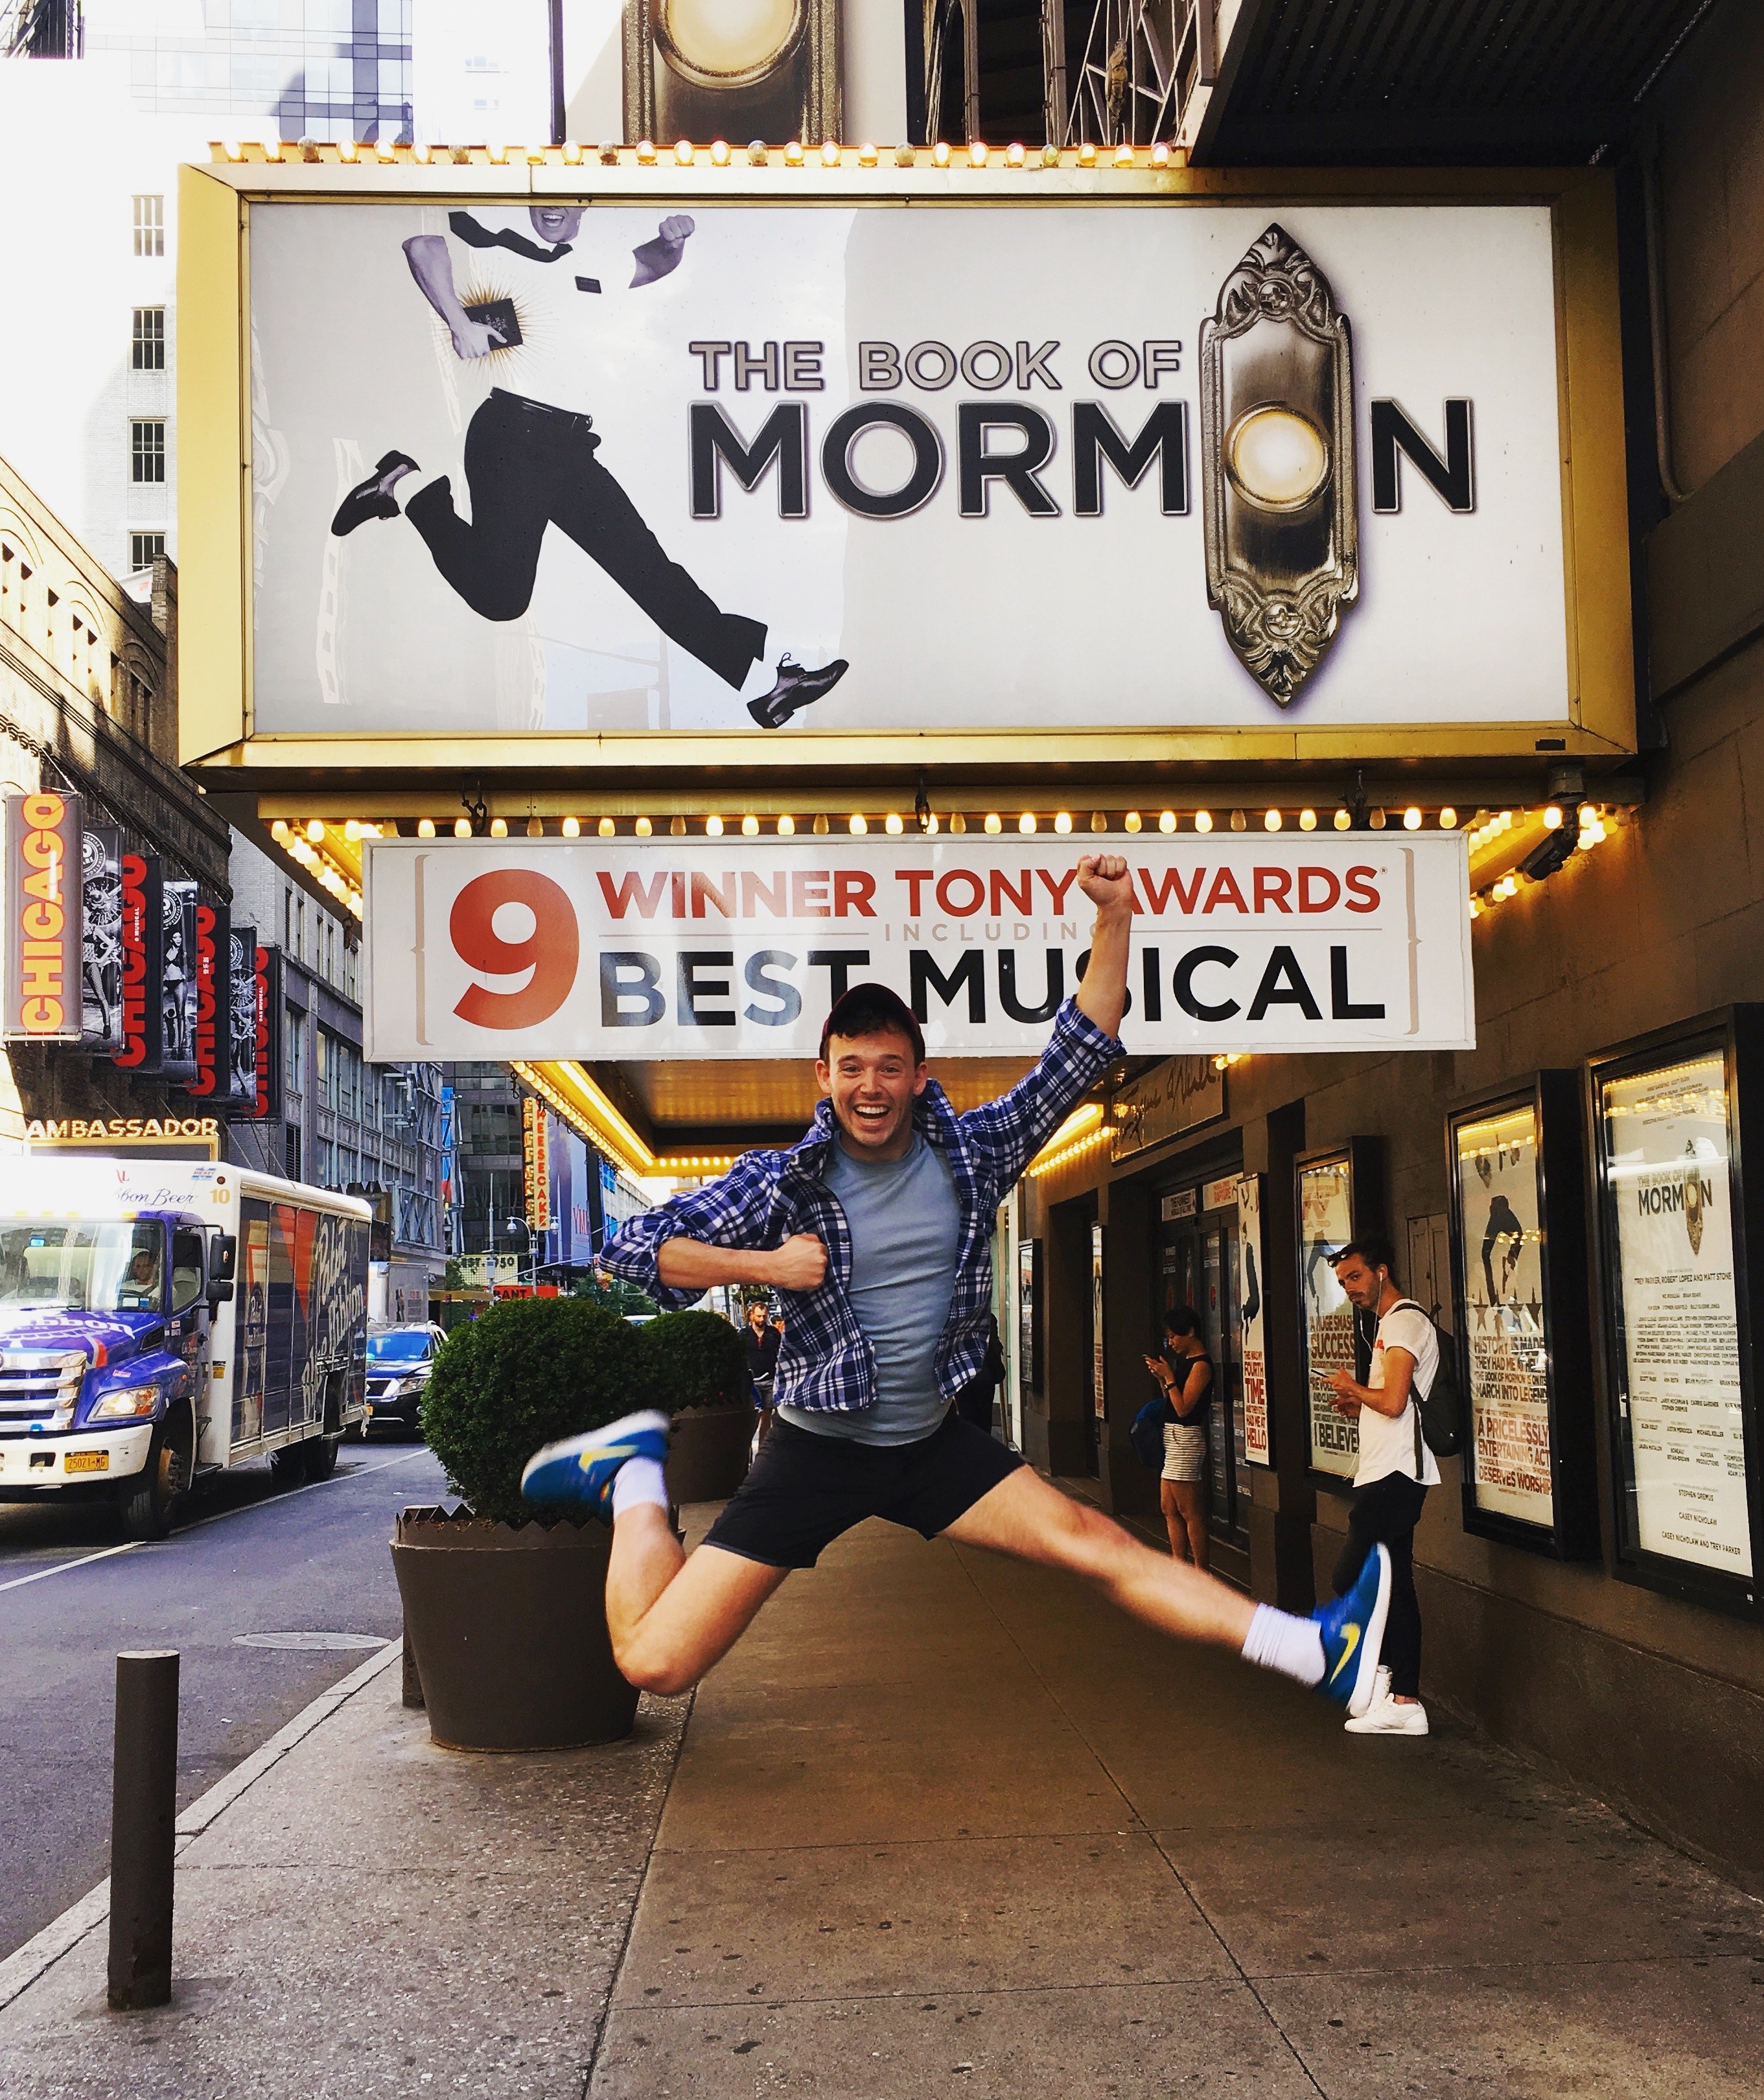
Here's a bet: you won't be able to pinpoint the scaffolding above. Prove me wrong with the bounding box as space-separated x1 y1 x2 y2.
1047 0 1214 149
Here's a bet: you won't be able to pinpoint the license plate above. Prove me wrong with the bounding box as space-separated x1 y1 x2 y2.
65 1451 110 1474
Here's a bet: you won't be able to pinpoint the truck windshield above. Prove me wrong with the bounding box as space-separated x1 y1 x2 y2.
368 1331 432 1364
0 1222 163 1314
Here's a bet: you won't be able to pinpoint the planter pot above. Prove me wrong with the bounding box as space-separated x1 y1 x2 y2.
666 1403 753 1503
391 1506 638 1752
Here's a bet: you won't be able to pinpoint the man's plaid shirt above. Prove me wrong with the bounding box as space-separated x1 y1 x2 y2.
601 998 1121 1416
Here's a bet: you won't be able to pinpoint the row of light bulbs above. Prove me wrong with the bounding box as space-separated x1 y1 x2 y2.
296 805 1468 842
222 137 1178 173
1468 805 1618 918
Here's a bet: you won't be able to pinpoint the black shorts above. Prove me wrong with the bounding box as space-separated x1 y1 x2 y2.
702 1409 1025 1570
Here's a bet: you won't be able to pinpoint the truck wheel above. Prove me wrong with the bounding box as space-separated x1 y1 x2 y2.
119 1414 188 1542
303 1434 342 1484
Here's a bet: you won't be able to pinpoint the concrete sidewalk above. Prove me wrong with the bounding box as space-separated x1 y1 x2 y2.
4 1505 1763 2098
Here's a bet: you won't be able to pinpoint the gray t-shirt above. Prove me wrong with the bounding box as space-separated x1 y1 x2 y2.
778 1131 962 1446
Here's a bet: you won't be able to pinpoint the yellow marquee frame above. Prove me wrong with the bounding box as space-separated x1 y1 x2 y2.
178 148 1634 783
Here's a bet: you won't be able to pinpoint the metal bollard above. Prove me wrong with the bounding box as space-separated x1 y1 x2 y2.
107 1650 180 2011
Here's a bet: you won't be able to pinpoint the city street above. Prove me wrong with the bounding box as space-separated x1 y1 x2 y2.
0 1437 446 1961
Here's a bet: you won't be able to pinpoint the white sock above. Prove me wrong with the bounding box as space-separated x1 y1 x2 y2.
1241 1603 1325 1688
610 1456 668 1518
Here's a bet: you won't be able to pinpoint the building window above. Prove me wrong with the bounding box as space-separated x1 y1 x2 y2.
130 533 165 572
132 308 165 371
132 195 164 258
130 421 165 484
285 1005 306 1094
284 1125 302 1182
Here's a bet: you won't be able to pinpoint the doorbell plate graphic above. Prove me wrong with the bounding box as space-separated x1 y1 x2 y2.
1200 224 1358 705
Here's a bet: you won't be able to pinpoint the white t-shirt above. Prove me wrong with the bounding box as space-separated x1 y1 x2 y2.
1354 1302 1441 1488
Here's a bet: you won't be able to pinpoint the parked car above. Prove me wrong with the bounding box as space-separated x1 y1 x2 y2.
363 1323 448 1438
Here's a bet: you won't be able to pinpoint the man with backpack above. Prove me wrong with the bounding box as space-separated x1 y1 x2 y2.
1327 1236 1444 1736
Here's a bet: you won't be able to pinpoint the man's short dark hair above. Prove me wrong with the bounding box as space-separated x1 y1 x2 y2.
1332 1234 1397 1278
819 983 925 1065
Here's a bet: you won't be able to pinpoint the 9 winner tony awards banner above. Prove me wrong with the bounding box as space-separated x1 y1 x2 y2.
360 832 1474 1062
248 198 1572 740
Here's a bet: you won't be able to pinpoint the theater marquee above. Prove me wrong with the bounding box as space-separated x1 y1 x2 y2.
360 833 1474 1062
178 159 1632 774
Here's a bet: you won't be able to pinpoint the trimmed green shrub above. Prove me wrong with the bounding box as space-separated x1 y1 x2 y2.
638 1309 748 1412
419 1297 645 1524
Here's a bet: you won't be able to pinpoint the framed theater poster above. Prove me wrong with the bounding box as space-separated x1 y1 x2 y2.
1590 1011 1764 1616
1017 1235 1041 1394
1447 1075 1597 1558
1237 1174 1271 1467
1296 1138 1386 1482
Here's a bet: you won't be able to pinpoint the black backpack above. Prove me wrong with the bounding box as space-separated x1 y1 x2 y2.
1390 1300 1463 1462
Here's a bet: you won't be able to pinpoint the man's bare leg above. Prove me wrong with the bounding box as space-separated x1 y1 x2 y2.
606 1504 789 1695
942 1466 1256 1650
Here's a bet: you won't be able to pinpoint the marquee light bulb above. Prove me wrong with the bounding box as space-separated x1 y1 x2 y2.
454 817 472 838
857 141 877 167
1334 808 1351 830
1124 811 1143 833
821 139 842 167
1229 810 1247 832
777 813 795 835
784 139 804 165
1041 143 1061 167
1054 811 1073 835
343 818 362 841
813 813 830 834
559 815 579 837
1019 812 1037 835
706 814 724 837
1542 804 1563 830
984 813 1003 834
1404 806 1422 831
636 139 656 163
490 817 508 837
1150 141 1172 167
969 139 988 167
675 139 695 165
305 819 325 842
526 815 544 837
635 816 653 836
417 818 435 839
850 813 868 834
1077 142 1097 166
885 811 904 835
1114 143 1135 167
710 139 730 166
271 819 289 839
741 813 760 836
1439 806 1458 828
1264 809 1282 832
931 141 951 167
1006 142 1025 167
1189 810 1209 834
1299 808 1317 832
1090 811 1108 833
949 812 966 834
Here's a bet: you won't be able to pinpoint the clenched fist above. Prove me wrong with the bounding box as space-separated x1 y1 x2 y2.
1077 852 1133 915
767 1233 828 1291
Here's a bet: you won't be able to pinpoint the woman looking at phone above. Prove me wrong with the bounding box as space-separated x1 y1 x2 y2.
1144 1307 1213 1569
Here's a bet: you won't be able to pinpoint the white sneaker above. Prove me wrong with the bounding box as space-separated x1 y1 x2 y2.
1371 1664 1392 1707
1344 1693 1429 1736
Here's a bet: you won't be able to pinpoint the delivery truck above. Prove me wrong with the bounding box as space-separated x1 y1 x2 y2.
0 1158 369 1538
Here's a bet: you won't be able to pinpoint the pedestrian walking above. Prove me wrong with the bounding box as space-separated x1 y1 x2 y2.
1144 1307 1213 1569
955 1313 1007 1435
1327 1235 1440 1736
521 854 1391 1720
745 1297 781 1449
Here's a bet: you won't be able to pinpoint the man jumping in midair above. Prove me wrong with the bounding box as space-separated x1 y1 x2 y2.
523 856 1391 1710
329 203 846 729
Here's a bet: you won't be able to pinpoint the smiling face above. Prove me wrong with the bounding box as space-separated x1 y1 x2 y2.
528 204 585 245
817 1027 928 1162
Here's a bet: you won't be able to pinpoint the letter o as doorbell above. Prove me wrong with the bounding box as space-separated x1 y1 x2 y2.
1200 224 1358 706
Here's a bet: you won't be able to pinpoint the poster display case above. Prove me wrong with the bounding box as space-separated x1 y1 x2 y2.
1588 1010 1764 1616
1296 1139 1385 1482
1446 1075 1598 1557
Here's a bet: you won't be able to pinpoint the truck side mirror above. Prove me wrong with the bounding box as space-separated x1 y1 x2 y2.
207 1279 235 1305
211 1232 237 1283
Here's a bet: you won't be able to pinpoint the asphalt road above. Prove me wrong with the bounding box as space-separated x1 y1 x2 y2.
0 1434 449 1961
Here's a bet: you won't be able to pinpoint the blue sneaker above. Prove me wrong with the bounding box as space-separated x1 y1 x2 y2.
1312 1543 1392 1718
520 1409 670 1517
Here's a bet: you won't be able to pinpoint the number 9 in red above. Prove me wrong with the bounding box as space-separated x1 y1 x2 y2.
449 870 579 1029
